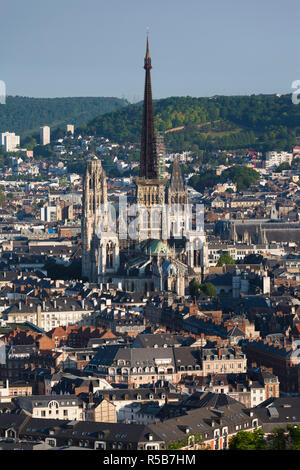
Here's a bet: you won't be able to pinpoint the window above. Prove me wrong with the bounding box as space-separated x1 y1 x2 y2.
95 442 105 450
46 439 56 447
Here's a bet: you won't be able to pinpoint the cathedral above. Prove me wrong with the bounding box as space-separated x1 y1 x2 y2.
81 37 208 296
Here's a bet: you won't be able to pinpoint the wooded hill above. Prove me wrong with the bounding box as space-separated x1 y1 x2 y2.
0 96 128 137
84 94 300 152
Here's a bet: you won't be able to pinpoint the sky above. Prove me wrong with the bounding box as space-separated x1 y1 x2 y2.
1 0 300 100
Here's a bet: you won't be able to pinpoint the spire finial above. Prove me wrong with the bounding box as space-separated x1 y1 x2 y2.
145 29 151 67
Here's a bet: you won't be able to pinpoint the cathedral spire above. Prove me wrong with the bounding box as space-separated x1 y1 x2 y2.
139 36 158 179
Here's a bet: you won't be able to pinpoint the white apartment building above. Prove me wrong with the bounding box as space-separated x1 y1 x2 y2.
66 124 74 135
9 296 97 331
0 132 20 152
40 206 57 222
16 395 83 420
40 126 50 145
265 151 293 169
208 243 286 266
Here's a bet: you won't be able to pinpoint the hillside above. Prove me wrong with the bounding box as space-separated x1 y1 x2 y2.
84 94 300 152
0 96 128 137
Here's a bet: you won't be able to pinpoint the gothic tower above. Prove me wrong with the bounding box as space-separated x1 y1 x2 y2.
167 156 188 238
82 156 120 282
82 156 108 281
135 37 168 241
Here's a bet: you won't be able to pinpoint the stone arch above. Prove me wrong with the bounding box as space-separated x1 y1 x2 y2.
106 240 114 268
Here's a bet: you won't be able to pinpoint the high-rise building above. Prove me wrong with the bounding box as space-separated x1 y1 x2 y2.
40 126 50 145
40 206 57 222
265 151 293 169
0 132 20 152
66 124 74 135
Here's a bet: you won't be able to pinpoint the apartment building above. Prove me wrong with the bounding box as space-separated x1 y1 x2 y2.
40 126 50 145
16 395 83 420
0 132 20 152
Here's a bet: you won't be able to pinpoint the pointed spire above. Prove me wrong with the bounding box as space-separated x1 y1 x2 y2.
139 35 158 179
146 35 150 60
170 156 184 191
145 27 151 63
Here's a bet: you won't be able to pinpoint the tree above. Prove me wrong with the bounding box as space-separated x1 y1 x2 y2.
287 425 300 450
200 282 216 298
221 166 260 191
22 136 37 150
59 177 68 187
275 162 291 172
229 429 268 450
189 279 202 298
217 252 235 266
269 428 287 450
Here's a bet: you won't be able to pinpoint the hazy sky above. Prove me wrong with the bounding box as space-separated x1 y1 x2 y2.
1 0 300 100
